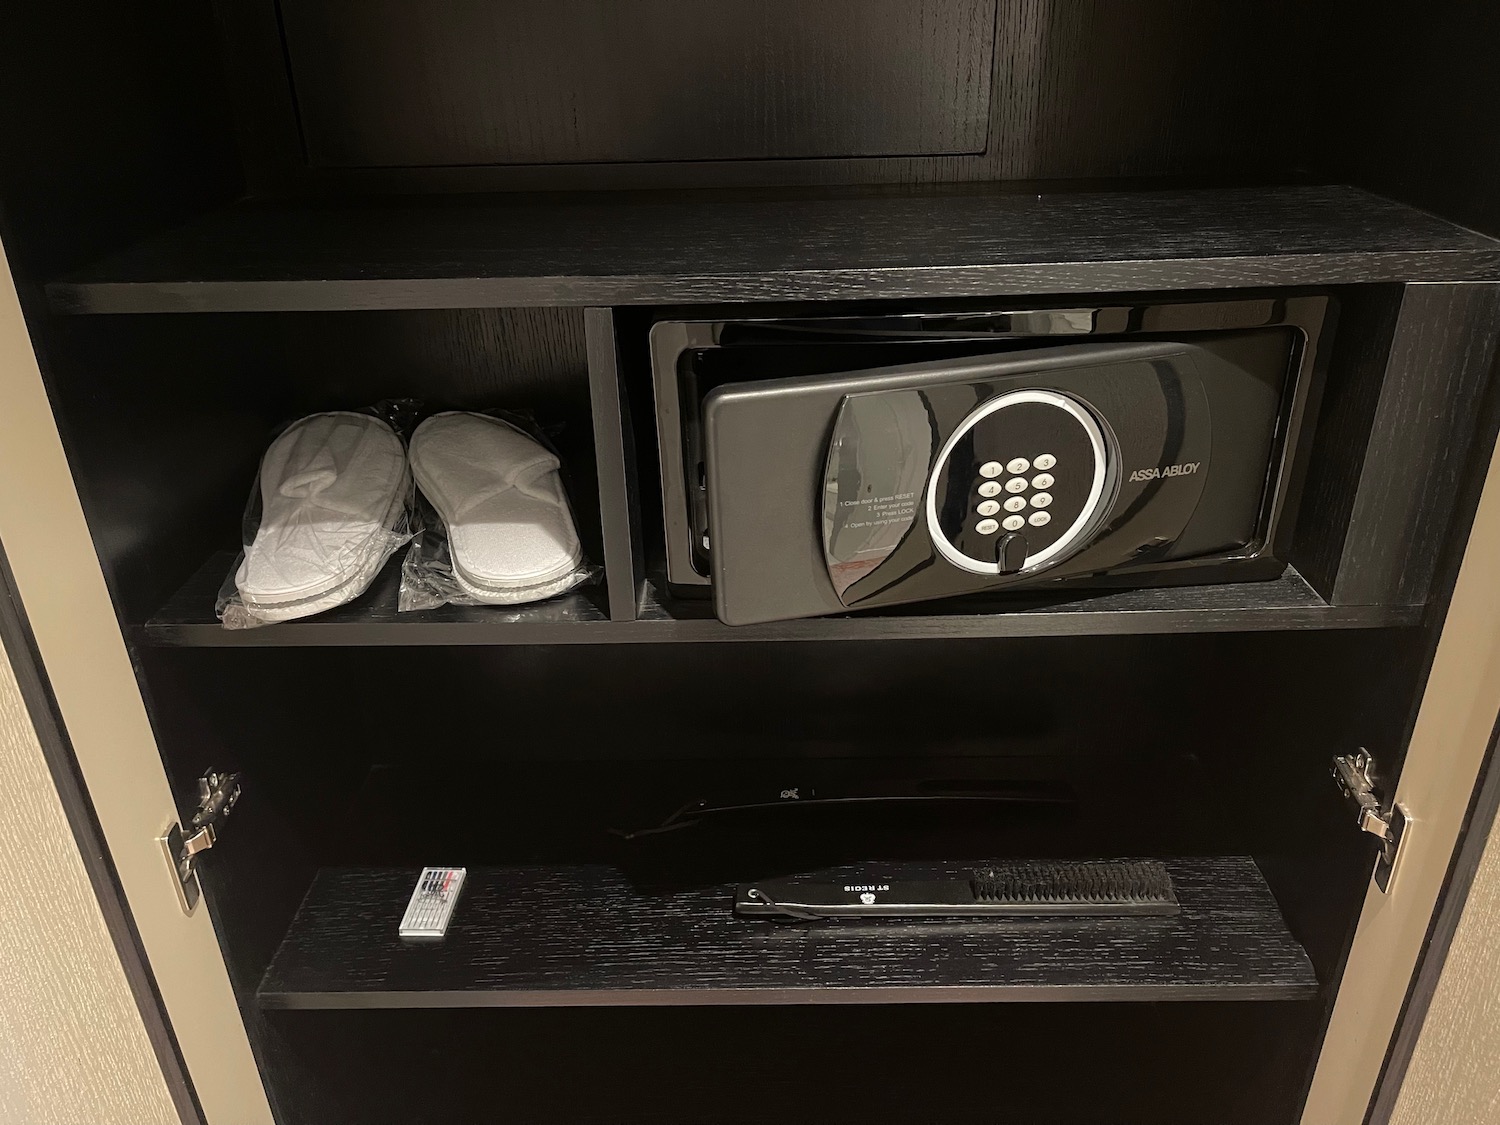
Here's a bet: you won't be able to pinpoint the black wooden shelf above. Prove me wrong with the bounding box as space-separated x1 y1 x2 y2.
137 553 1420 646
49 185 1500 314
631 575 1421 640
256 858 1317 1009
139 552 612 644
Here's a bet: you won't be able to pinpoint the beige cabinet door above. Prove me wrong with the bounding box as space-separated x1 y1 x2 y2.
0 241 271 1125
1304 414 1500 1123
0 597 180 1125
1388 811 1500 1125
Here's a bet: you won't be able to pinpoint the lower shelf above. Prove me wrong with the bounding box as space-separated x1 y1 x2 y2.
257 858 1317 1009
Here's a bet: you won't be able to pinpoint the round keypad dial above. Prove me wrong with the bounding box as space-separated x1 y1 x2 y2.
928 389 1111 576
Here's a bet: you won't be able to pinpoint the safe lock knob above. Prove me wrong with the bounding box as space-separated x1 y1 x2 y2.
995 532 1028 574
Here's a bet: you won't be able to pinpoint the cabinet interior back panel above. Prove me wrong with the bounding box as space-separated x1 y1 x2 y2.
278 0 998 167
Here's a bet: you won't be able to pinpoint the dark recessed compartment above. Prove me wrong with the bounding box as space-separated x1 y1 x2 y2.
144 625 1417 1122
40 307 609 629
6 0 1500 1121
647 297 1324 624
279 0 997 168
29 236 1500 1125
628 282 1492 630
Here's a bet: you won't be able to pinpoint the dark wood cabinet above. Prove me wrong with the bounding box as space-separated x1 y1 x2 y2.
2 3 1499 1123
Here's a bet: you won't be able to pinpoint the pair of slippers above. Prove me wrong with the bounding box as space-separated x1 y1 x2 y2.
234 411 583 622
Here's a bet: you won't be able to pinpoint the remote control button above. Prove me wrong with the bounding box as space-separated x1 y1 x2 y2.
1031 492 1052 508
976 518 999 535
980 461 1003 479
1005 477 1029 494
977 480 1002 497
1004 495 1027 512
1033 454 1056 471
1002 514 1025 531
1032 473 1054 489
1028 511 1051 527
977 500 1000 517
1007 457 1030 474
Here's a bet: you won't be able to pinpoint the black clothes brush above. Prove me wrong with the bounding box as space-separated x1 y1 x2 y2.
735 859 1178 920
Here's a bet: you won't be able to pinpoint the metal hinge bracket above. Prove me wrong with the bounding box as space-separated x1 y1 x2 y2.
1333 749 1409 893
158 770 241 915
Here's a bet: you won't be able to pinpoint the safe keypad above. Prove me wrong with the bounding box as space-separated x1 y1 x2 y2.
930 393 1101 575
973 454 1058 535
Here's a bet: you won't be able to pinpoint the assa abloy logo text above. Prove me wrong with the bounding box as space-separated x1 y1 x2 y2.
1129 461 1201 483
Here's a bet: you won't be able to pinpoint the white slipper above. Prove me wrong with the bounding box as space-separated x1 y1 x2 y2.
409 412 584 604
234 412 410 622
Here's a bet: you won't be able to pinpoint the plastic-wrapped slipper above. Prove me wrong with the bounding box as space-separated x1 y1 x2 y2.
409 412 584 604
234 412 410 622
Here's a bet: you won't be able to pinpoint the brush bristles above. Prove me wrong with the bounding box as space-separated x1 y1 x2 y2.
970 860 1175 904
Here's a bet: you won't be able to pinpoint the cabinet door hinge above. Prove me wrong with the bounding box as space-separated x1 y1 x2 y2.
1333 749 1409 893
157 770 241 915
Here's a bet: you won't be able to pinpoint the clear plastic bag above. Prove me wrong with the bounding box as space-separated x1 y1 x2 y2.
216 401 421 628
398 409 598 611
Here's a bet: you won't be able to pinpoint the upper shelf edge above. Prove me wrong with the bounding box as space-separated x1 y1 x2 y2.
47 185 1500 314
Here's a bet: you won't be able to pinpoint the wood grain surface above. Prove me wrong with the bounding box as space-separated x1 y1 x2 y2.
585 308 645 621
280 0 995 167
138 554 1418 647
0 626 179 1124
222 0 1329 196
1332 283 1500 605
257 858 1316 1008
47 186 1500 314
1286 287 1405 599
